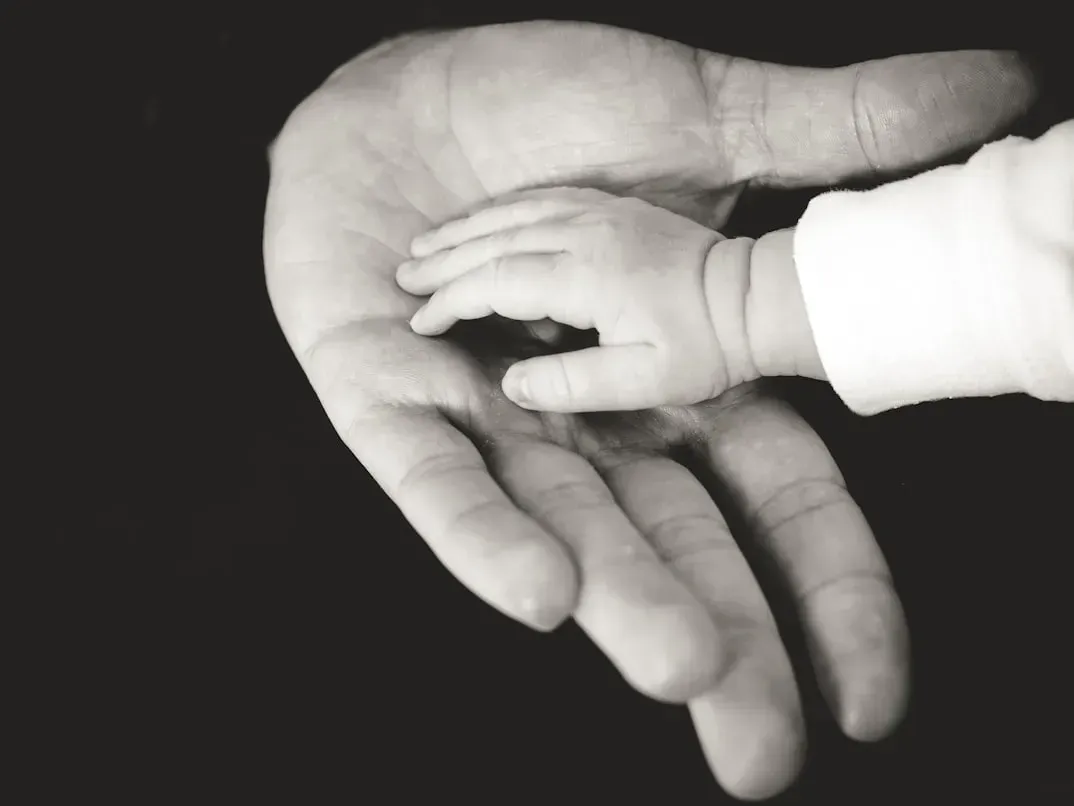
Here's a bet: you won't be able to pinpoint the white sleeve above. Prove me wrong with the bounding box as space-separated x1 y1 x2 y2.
793 120 1074 416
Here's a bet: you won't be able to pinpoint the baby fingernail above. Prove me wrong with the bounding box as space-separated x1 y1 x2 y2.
504 371 530 402
409 306 429 331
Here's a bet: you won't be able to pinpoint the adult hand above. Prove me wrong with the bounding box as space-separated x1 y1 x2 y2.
264 21 1034 799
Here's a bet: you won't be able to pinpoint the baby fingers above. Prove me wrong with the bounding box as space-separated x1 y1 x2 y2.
396 223 581 295
409 187 614 258
408 252 593 336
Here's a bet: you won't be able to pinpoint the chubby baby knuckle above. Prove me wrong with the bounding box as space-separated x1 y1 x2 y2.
500 228 526 251
548 250 574 273
591 216 622 245
488 253 510 283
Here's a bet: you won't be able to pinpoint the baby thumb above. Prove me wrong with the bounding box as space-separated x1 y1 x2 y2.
502 345 665 413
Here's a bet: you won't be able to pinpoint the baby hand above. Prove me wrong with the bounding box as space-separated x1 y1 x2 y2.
396 187 754 412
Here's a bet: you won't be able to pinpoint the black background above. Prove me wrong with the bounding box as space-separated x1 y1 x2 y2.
21 4 1074 802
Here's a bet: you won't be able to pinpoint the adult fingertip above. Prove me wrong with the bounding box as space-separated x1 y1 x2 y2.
503 541 579 632
517 594 571 632
982 49 1039 112
840 686 907 743
837 654 911 742
623 605 726 703
854 49 1038 176
710 708 806 801
916 49 1038 145
807 577 912 743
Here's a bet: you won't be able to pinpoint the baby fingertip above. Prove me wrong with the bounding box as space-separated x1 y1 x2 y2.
409 234 434 258
502 369 533 406
396 260 427 295
408 305 432 334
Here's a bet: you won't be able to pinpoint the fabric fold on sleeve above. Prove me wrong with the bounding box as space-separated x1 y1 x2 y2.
792 122 1074 416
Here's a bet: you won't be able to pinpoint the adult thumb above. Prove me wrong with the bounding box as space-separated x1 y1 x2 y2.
700 49 1037 188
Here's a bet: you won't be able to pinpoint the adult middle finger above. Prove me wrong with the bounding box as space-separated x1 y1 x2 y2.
488 429 725 703
593 446 806 801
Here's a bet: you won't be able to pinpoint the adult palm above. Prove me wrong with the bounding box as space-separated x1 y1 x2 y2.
264 21 1033 799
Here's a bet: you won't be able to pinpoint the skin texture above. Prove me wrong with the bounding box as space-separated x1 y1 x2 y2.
263 21 1035 800
400 199 828 409
398 187 742 411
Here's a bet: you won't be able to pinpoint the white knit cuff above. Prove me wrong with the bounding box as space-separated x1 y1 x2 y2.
793 134 1074 415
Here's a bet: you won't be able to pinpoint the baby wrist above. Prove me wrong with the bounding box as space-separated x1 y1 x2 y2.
744 229 826 381
702 236 763 389
701 230 823 390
